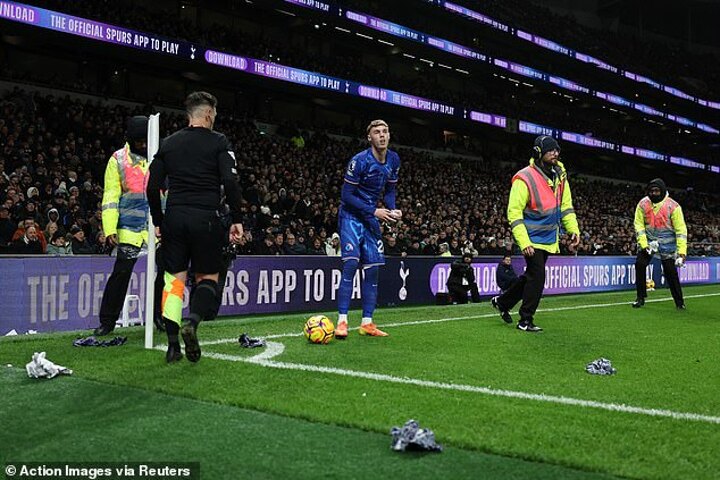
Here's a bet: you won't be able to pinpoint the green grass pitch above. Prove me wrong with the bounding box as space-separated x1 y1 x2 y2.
1 285 719 479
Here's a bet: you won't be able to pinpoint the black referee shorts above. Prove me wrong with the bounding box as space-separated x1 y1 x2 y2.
162 207 225 275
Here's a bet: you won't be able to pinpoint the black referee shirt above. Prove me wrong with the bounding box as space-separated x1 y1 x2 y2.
146 126 243 227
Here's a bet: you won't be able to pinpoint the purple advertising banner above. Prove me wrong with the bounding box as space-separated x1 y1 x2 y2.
1 255 719 336
428 256 720 296
0 1 195 58
203 50 460 117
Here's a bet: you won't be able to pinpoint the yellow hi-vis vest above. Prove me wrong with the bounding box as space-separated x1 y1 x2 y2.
101 143 149 247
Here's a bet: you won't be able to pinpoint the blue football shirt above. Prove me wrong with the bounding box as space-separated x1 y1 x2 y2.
339 148 400 221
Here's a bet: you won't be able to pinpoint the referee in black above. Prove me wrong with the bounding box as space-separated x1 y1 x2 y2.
147 91 244 363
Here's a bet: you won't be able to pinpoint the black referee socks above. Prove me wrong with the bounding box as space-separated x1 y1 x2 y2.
189 279 220 324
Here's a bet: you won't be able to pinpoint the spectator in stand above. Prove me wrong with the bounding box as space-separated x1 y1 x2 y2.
487 238 504 256
47 208 61 227
423 234 439 255
12 225 43 255
407 240 422 256
274 233 285 253
449 238 463 256
12 217 47 253
296 231 308 250
306 236 326 255
383 235 404 256
270 214 282 231
44 221 59 243
325 232 341 256
47 231 73 255
256 233 281 255
69 225 93 254
284 232 306 255
23 201 43 226
94 231 114 255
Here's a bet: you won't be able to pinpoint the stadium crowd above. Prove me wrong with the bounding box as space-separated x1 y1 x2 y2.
1 88 718 258
18 0 719 164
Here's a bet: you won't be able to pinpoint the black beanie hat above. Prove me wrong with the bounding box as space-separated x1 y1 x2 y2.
647 178 667 197
126 116 148 142
534 135 560 157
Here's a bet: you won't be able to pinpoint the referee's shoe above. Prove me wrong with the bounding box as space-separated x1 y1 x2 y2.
166 343 183 363
181 318 201 362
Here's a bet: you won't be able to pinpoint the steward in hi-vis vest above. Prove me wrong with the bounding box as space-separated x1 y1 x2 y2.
93 116 150 336
632 178 687 310
491 135 580 332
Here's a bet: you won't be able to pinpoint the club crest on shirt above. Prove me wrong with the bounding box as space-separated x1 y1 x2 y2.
344 243 354 252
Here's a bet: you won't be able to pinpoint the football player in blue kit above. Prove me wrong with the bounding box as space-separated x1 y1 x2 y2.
335 120 402 339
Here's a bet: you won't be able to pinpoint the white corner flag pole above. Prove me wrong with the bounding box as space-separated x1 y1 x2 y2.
144 113 160 349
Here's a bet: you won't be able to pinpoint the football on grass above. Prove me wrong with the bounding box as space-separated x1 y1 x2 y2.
304 315 335 344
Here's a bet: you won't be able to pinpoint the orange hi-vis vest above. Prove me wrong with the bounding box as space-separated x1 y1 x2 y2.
512 165 565 245
638 196 679 255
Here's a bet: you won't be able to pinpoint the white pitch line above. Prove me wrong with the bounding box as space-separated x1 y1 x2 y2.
199 342 720 425
198 291 720 346
244 341 285 363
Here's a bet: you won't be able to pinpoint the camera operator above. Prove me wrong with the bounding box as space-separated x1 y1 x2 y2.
446 252 481 304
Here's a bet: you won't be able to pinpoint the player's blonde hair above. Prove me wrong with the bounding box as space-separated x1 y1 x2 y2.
366 119 389 134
